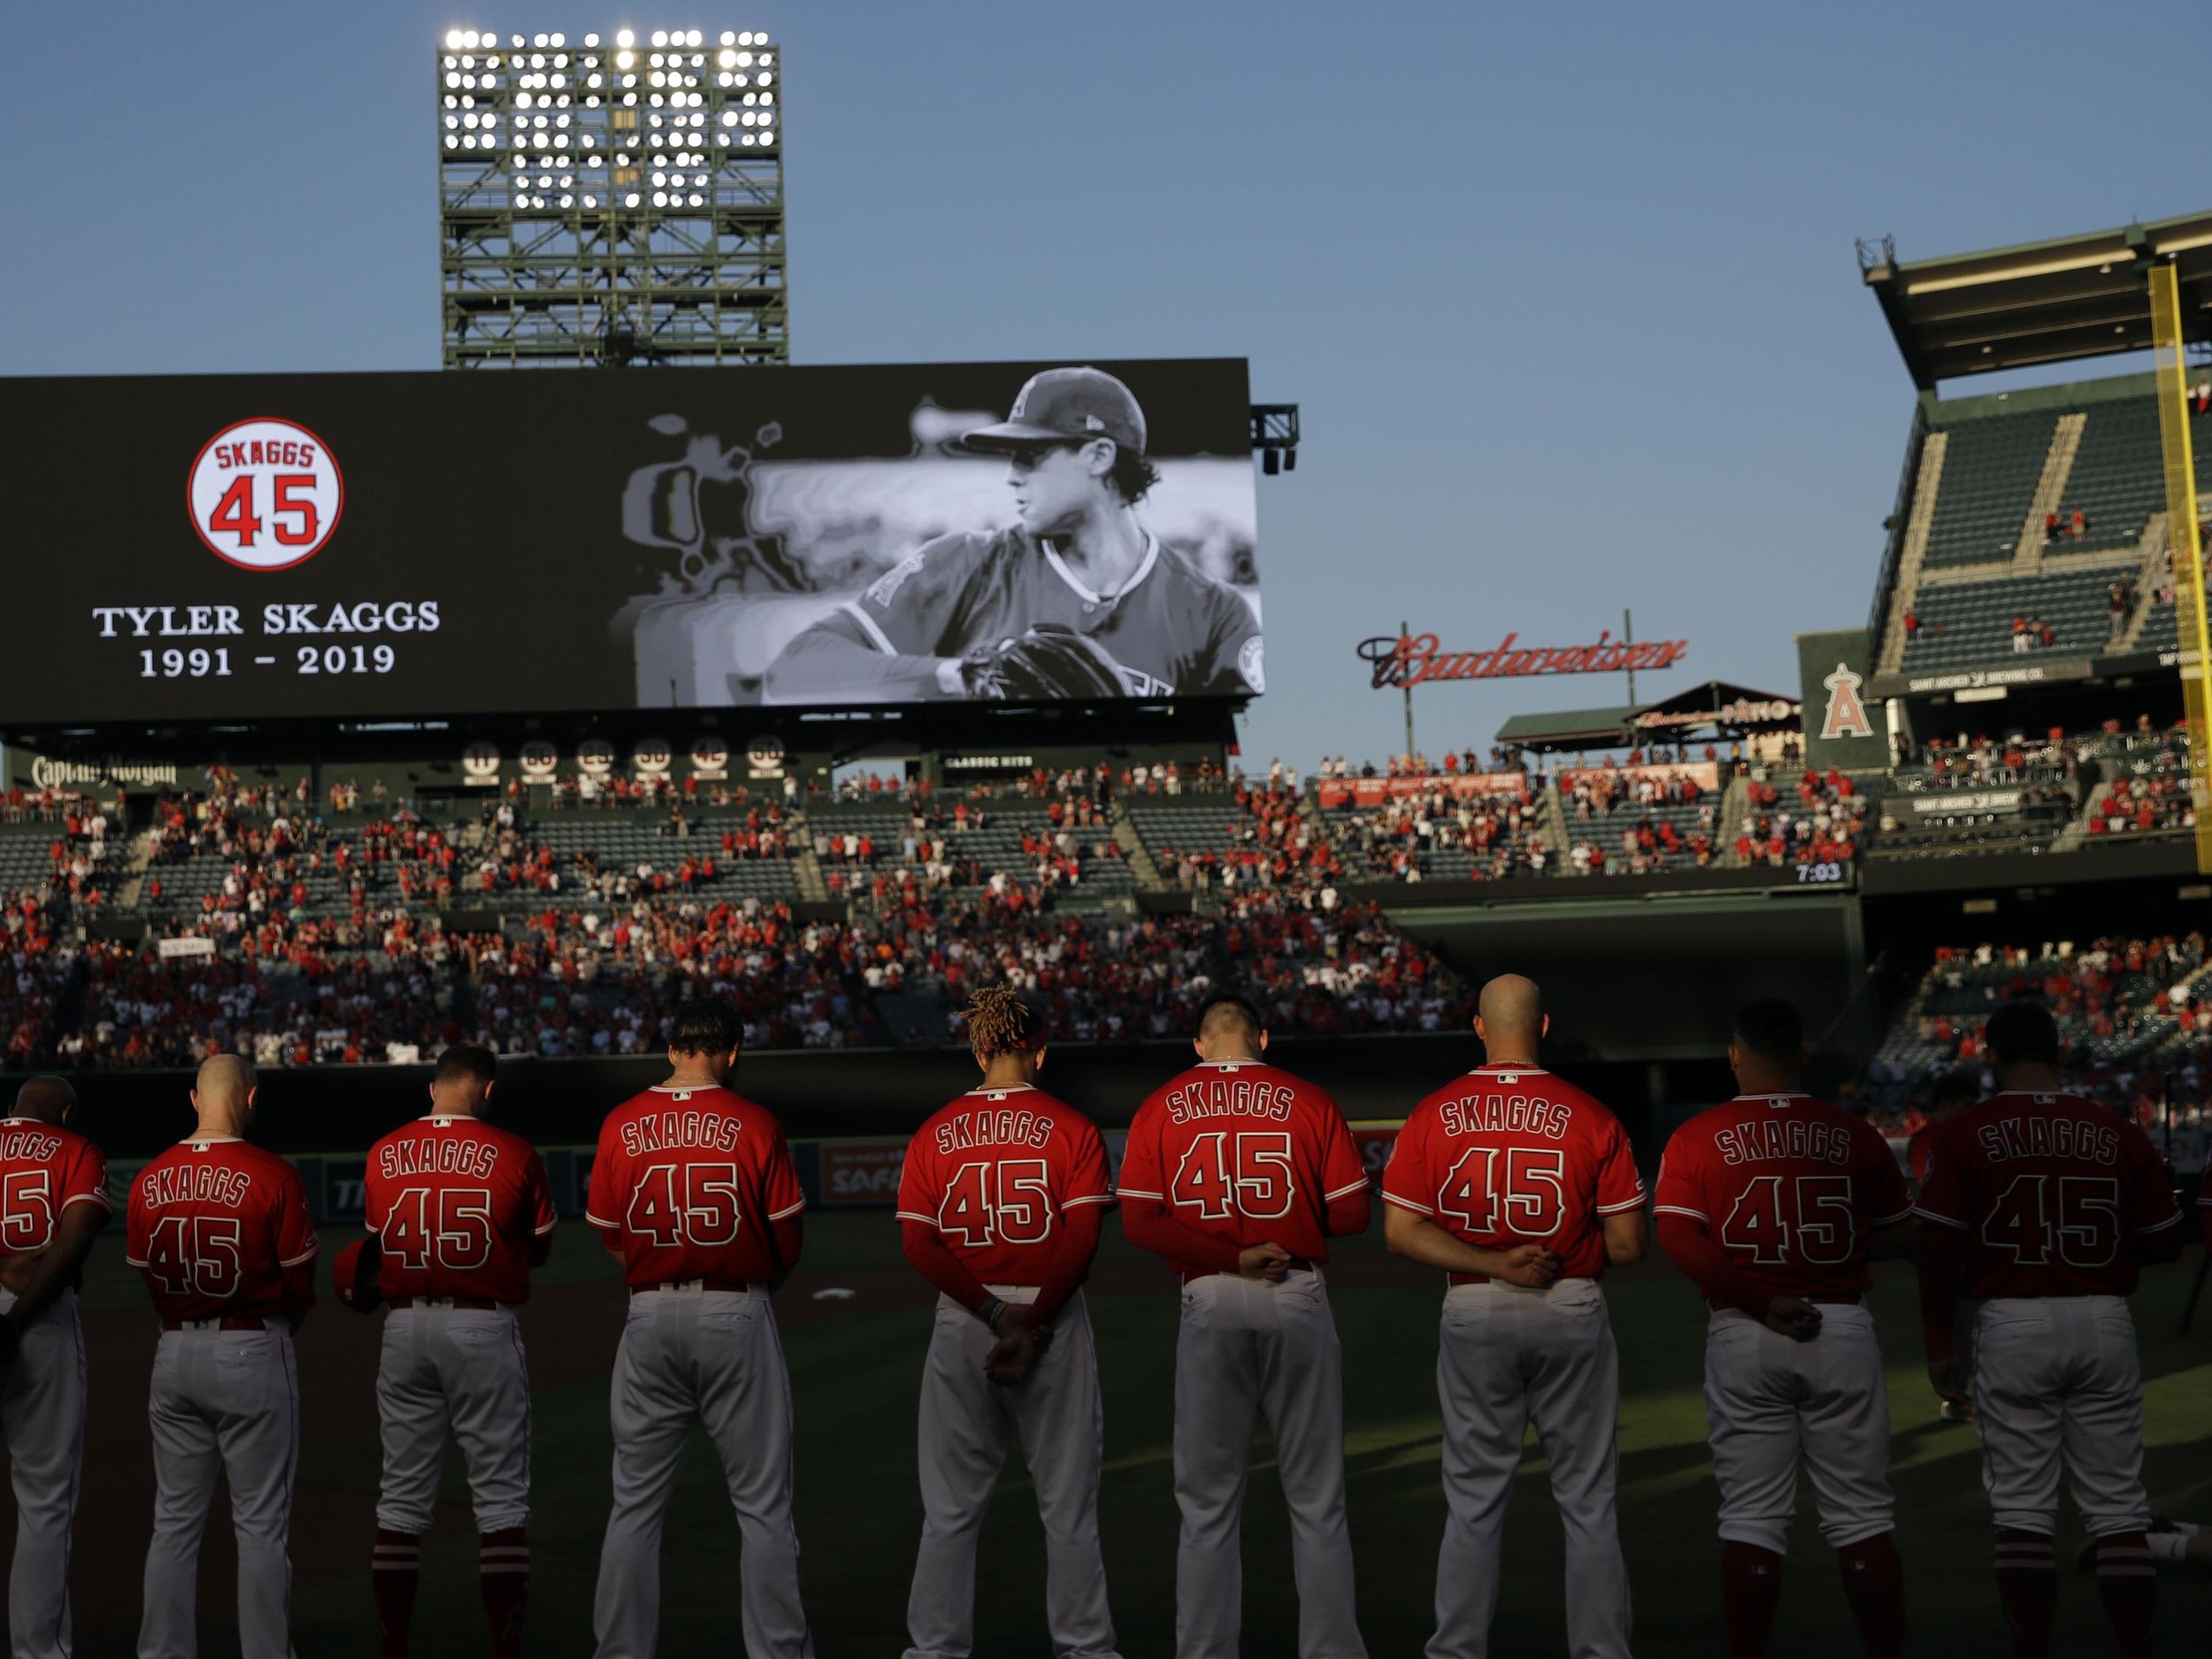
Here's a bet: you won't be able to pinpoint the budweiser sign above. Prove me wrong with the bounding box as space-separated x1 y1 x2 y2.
1358 629 1688 690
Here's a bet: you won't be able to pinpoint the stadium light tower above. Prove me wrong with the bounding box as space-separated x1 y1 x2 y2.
437 27 787 367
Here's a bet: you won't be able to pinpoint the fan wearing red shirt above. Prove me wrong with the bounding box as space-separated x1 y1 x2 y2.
586 1000 812 1659
125 1055 317 1659
350 1043 557 1659
1654 1001 1914 1659
1915 1002 2185 1659
895 987 1121 1659
1118 994 1372 1659
1381 975 1645 1659
0 1076 111 1659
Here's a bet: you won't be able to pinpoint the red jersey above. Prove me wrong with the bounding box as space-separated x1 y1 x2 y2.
1117 1059 1370 1277
0 1116 110 1288
365 1115 557 1304
895 1084 1114 1285
125 1137 318 1323
587 1082 805 1287
1907 1128 1938 1187
1381 1064 1644 1279
1913 1091 2182 1300
1654 1094 1910 1304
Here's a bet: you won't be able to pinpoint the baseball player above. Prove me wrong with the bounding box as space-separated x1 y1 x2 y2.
126 1054 318 1659
0 1076 109 1659
895 986 1121 1659
1906 1067 1981 1422
586 999 813 1659
341 1043 557 1659
1653 999 1914 1659
764 366 1263 705
1117 992 1371 1659
1380 973 1646 1659
1915 1001 2185 1659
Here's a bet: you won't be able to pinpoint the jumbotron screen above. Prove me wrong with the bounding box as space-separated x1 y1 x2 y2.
1 358 1260 725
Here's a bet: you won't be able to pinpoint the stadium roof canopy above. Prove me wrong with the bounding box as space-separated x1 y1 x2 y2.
1494 680 1798 752
1860 206 2212 390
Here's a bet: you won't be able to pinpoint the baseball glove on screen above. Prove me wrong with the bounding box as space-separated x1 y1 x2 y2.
960 625 1130 701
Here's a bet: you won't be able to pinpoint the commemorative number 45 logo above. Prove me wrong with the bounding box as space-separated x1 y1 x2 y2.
188 416 345 572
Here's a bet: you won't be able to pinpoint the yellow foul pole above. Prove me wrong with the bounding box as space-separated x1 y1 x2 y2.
2147 264 2212 873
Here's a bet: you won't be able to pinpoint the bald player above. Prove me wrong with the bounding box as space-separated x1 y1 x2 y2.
0 1076 110 1659
1381 975 1645 1659
764 367 1263 705
1654 1001 1914 1659
1118 993 1371 1659
127 1055 317 1659
1916 1001 2185 1659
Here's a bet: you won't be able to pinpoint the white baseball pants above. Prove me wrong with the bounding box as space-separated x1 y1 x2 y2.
1172 1270 1366 1659
1701 1304 1893 1555
593 1286 813 1659
1971 1295 2150 1537
1427 1279 1632 1659
904 1286 1120 1659
376 1304 533 1534
1 1286 85 1659
139 1321 301 1659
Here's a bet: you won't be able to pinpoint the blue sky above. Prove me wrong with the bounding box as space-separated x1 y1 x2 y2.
5 0 2204 770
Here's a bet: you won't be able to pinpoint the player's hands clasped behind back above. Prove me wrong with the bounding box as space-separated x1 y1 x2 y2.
1494 1244 1563 1289
1762 1295 1824 1342
1238 1242 1294 1282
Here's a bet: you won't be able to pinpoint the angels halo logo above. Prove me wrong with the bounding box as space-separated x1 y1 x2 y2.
187 416 344 572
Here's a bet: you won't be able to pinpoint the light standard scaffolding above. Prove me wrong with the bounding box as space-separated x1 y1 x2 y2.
437 26 787 367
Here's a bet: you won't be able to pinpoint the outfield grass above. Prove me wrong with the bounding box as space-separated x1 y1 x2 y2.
24 1213 2212 1655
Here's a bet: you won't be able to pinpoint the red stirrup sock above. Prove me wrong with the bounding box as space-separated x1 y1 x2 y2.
1835 1533 1904 1658
2091 1531 2155 1659
372 1528 421 1659
480 1527 530 1659
1993 1529 2056 1659
1721 1540 1786 1659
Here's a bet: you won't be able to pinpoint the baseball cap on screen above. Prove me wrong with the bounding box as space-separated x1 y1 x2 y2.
959 367 1147 457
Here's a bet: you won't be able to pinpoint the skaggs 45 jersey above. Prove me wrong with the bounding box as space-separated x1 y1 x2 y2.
126 1137 318 1323
1914 1091 2182 1300
587 1082 806 1286
0 1116 110 1281
1382 1064 1644 1279
825 526 1261 698
1118 1059 1369 1274
365 1115 557 1305
895 1084 1115 1284
1654 1093 1910 1305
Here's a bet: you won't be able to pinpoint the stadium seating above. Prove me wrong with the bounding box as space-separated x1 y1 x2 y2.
2047 398 2166 553
1919 409 2055 567
1900 567 2123 669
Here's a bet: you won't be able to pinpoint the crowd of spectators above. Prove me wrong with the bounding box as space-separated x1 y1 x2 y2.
1855 933 2212 1136
1327 782 1550 882
2087 735 2195 836
1560 767 1715 876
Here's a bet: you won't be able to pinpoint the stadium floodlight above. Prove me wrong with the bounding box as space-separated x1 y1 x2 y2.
440 27 786 368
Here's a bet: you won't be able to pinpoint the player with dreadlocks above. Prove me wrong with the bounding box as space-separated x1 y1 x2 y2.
892 987 1125 1659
